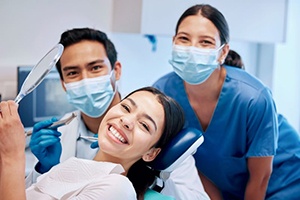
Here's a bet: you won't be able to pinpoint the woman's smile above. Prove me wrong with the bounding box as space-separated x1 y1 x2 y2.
107 125 129 144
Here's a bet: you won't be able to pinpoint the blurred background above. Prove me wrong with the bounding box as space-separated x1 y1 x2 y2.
0 0 299 131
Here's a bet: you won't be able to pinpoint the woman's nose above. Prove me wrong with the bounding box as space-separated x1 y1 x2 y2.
120 117 134 130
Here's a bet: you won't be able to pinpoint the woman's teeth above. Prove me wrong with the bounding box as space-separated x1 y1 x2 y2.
109 126 126 143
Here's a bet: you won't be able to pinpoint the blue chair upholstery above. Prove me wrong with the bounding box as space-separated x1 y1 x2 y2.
147 127 204 189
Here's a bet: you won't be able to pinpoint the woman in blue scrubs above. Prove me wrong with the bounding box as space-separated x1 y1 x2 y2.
153 4 300 200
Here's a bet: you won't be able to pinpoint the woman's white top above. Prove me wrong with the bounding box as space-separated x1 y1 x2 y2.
26 157 136 200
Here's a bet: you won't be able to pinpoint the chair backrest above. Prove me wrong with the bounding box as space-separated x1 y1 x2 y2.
147 127 204 191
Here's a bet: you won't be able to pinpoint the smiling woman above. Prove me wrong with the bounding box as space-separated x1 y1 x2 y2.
0 86 185 200
153 3 300 200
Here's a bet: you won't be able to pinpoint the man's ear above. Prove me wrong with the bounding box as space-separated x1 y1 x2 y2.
113 61 122 81
61 79 66 92
142 148 161 162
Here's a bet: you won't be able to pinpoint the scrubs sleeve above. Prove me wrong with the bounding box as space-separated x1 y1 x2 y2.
246 87 278 157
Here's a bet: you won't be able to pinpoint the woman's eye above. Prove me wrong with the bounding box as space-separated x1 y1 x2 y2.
121 104 130 112
200 40 214 47
178 36 189 42
141 122 150 132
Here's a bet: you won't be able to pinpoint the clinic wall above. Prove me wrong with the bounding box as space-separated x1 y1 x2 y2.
0 0 114 99
272 0 300 131
140 0 287 43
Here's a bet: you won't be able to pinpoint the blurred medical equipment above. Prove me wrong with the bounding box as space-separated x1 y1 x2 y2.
25 112 76 137
17 66 76 128
15 43 63 104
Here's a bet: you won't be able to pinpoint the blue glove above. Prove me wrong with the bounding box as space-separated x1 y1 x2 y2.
90 134 99 149
29 117 62 174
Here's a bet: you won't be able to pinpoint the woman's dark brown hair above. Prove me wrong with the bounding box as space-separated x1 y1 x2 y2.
125 87 185 199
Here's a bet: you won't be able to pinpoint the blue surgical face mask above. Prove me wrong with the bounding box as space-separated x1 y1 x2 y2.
64 71 117 118
169 44 224 85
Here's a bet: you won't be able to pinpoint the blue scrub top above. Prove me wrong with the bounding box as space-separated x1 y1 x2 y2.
266 114 300 199
153 66 300 199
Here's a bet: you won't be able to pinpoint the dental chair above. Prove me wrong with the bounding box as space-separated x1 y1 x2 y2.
145 127 204 200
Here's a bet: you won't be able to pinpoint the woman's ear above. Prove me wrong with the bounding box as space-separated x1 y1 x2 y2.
142 148 161 162
219 43 230 64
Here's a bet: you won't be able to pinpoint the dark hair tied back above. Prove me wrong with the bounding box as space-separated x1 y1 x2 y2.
175 4 230 45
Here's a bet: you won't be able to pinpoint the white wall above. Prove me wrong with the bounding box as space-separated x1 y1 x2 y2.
109 33 173 96
272 0 300 131
0 0 113 99
140 0 287 43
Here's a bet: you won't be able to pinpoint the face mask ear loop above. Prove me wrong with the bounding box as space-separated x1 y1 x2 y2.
216 44 226 65
217 44 225 51
109 70 118 94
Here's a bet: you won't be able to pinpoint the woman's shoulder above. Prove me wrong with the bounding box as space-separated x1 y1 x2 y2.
225 66 271 93
87 174 136 199
153 72 178 85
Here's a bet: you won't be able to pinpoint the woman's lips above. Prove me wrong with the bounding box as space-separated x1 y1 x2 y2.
108 125 128 144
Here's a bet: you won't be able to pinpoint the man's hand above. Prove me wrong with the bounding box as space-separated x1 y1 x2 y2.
29 118 62 174
90 133 99 149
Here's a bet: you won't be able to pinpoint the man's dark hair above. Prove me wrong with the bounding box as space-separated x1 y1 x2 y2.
56 28 117 80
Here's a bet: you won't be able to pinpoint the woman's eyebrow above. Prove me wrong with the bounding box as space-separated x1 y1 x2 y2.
126 97 157 131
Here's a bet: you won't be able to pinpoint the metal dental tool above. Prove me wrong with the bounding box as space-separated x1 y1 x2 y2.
25 112 77 137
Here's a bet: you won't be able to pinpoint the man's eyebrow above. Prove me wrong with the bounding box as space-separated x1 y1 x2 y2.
126 97 157 131
86 59 106 67
62 59 106 71
62 66 77 71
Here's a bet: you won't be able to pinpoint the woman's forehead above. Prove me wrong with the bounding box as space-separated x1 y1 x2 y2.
182 15 216 30
126 91 164 131
126 91 158 106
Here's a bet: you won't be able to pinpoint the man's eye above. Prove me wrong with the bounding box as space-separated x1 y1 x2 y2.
92 65 102 71
66 71 78 77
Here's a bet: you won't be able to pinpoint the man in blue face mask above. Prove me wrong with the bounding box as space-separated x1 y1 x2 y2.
26 28 122 184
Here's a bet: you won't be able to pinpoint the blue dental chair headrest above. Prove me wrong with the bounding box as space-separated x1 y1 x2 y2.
147 127 204 181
